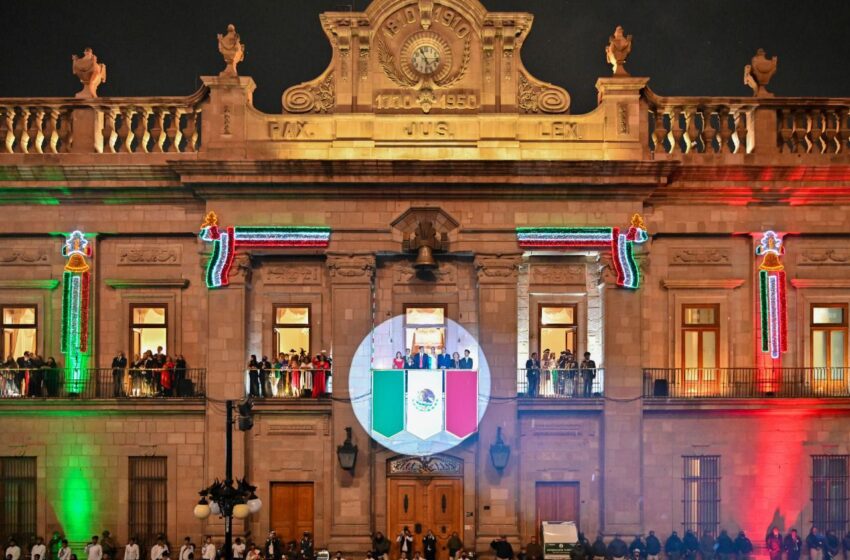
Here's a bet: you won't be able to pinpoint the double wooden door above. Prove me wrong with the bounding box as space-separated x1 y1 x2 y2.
270 482 314 545
535 482 580 537
388 478 463 560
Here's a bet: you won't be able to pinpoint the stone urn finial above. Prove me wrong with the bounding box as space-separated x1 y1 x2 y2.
605 26 632 76
71 48 106 98
217 24 245 77
744 48 777 97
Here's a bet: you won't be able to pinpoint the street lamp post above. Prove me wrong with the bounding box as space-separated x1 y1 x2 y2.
194 398 261 560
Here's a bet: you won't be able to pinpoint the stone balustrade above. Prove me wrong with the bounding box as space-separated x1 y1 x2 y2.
0 87 205 155
645 88 850 157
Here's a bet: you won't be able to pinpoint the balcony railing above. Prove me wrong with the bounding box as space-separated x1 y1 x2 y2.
0 367 206 399
517 367 605 398
244 367 333 399
643 368 850 399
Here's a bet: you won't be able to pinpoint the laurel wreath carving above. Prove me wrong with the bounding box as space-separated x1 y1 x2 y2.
435 36 470 88
376 36 418 88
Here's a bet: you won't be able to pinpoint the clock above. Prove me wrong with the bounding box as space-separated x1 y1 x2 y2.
411 44 442 75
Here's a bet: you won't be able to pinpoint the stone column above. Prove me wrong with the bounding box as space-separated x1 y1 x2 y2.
598 255 644 535
473 254 522 548
326 253 376 551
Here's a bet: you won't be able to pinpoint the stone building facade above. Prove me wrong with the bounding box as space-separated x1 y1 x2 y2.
2 0 850 556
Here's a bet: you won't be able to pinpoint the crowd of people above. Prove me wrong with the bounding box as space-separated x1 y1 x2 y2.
0 352 61 397
523 349 597 397
391 347 475 370
117 348 190 398
246 350 332 398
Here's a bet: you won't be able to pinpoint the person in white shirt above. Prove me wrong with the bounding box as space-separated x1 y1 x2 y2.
201 537 216 560
150 538 168 560
232 538 246 560
124 538 140 560
85 536 103 560
179 538 194 560
5 539 22 560
59 540 73 560
31 537 47 560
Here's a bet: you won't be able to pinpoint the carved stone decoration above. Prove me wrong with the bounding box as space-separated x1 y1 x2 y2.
326 253 376 283
617 102 629 134
387 455 462 476
403 220 447 269
670 248 731 266
531 264 586 286
265 265 322 285
605 26 632 77
231 253 253 285
0 249 49 266
395 262 457 284
71 48 106 99
283 72 336 114
517 73 570 114
266 422 318 436
744 48 777 97
798 249 850 266
475 254 522 284
217 24 245 77
117 245 182 266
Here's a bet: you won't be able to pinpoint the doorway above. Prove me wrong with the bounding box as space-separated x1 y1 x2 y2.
270 482 314 545
535 482 580 538
387 477 463 560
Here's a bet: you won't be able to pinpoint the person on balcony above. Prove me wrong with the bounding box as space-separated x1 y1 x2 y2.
541 349 554 396
44 357 60 397
260 356 273 397
412 346 430 369
525 352 540 397
450 351 462 369
247 355 260 397
437 347 452 369
174 354 187 396
161 356 175 397
111 351 127 398
312 352 329 398
459 349 473 369
144 350 158 396
393 351 405 369
580 352 597 397
301 353 313 397
428 347 439 370
784 530 802 560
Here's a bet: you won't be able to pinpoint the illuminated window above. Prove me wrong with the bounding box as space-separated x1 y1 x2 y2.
130 305 167 358
129 456 167 553
682 304 719 382
812 455 849 535
405 306 446 353
1 306 37 361
539 305 577 357
274 306 311 356
683 455 720 536
812 304 847 381
0 457 36 546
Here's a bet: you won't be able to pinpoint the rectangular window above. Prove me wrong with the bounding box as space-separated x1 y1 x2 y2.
682 304 720 382
1 306 37 361
683 455 720 536
812 304 847 381
273 306 311 357
812 455 849 534
130 305 167 358
539 304 578 357
129 457 167 553
0 457 37 546
404 305 446 354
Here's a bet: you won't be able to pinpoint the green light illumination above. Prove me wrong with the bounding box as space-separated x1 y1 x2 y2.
57 452 96 545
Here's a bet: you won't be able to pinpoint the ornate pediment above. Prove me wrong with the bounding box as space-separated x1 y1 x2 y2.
282 0 570 115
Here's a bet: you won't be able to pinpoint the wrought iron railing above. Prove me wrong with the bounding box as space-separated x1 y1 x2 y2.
643 367 850 398
244 367 333 399
517 367 604 398
0 367 206 399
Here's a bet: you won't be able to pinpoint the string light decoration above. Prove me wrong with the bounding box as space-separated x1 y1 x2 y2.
516 214 648 289
61 230 92 389
756 231 788 360
199 211 331 288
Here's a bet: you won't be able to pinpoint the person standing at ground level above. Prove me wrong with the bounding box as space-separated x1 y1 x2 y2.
526 537 543 560
246 544 261 560
784 530 802 560
231 538 245 560
124 539 139 560
300 532 314 560
373 533 390 560
491 536 514 560
86 537 102 560
266 531 283 560
699 532 715 560
6 539 22 560
682 531 698 560
629 535 646 560
101 531 117 560
827 531 840 560
734 532 753 560
59 541 72 560
151 538 168 560
807 529 825 560
201 537 216 560
665 532 684 560
397 528 414 560
32 537 48 560
716 531 734 560
592 535 607 560
179 537 194 560
447 533 463 560
423 531 437 560
646 531 662 560
766 528 783 560
842 532 850 560
609 535 628 560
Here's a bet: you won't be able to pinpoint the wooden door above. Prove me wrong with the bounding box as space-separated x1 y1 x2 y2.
271 482 314 545
535 482 579 537
388 478 463 560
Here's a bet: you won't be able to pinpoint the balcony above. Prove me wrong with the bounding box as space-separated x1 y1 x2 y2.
243 367 333 399
517 368 605 399
643 368 850 399
0 367 206 400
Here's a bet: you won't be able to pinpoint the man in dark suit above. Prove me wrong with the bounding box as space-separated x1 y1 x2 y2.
437 347 452 369
111 351 128 397
414 346 430 369
459 349 474 369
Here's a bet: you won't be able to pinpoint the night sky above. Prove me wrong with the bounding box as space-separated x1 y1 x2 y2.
5 0 850 114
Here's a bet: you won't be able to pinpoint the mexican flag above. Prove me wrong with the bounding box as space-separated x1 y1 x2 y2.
372 370 405 438
445 370 478 438
406 370 444 440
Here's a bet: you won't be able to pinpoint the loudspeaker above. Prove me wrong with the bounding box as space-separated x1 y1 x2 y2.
653 379 669 397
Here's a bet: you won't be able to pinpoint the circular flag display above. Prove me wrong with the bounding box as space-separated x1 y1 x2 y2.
349 315 491 456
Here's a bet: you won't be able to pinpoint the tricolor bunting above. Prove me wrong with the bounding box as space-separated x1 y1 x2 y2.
756 231 788 360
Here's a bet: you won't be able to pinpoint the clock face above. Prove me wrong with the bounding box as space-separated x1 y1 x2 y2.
411 44 441 75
